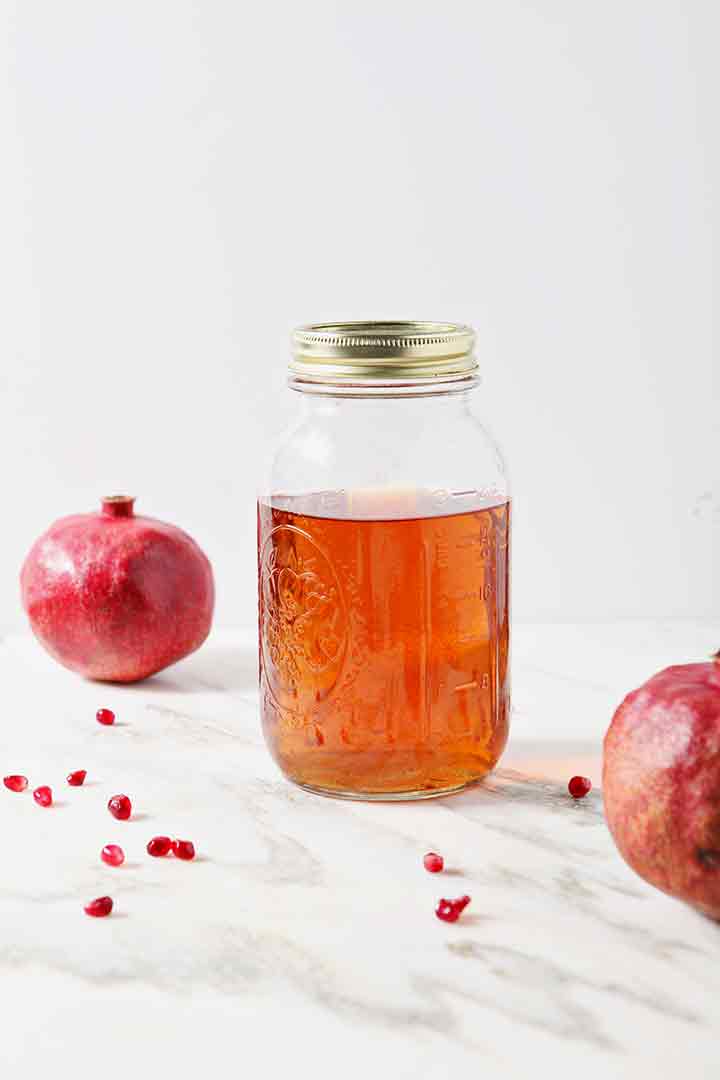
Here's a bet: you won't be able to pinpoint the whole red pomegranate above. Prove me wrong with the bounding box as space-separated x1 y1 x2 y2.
604 657 720 919
21 496 214 682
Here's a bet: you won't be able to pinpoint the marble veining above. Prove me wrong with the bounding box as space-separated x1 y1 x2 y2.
1 622 720 1079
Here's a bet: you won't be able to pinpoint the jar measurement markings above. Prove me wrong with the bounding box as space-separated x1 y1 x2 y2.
454 673 490 694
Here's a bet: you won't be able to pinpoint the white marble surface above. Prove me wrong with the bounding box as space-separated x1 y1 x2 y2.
1 620 720 1079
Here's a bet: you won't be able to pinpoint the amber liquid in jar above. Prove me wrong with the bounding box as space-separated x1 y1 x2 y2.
258 491 510 799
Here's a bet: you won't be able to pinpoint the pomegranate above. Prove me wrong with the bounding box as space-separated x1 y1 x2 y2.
604 656 720 919
568 776 592 799
147 836 172 857
172 839 196 861
33 785 53 807
108 794 132 820
101 844 125 867
4 775 28 793
84 896 113 918
435 895 471 923
21 496 214 682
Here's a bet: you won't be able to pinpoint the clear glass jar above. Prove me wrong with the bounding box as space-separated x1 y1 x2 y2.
258 322 510 800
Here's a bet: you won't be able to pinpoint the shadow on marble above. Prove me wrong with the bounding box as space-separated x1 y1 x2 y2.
503 738 603 786
439 761 604 822
142 643 259 695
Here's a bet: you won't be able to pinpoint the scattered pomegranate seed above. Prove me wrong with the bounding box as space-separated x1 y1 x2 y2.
423 852 444 873
435 895 471 923
435 899 458 923
568 775 592 799
84 896 113 918
96 708 115 726
147 836 172 857
33 785 52 807
67 769 87 787
172 839 195 861
101 844 125 867
108 794 132 820
3 775 28 793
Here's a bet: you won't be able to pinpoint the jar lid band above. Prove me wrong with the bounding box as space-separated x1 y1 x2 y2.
290 321 477 382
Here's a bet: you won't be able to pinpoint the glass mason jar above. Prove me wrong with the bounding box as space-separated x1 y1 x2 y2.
258 322 510 800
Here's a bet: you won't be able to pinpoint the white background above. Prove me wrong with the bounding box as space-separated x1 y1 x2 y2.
1 1 717 633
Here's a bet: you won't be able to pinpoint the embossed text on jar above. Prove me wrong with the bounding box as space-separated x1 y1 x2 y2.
258 491 510 797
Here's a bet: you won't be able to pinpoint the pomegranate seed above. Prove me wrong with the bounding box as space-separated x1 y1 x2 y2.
3 775 28 793
568 775 592 799
67 769 87 787
147 836 172 857
172 839 195 861
101 844 125 867
96 708 115 726
435 895 472 923
84 896 113 918
108 794 132 820
33 785 52 807
423 852 444 873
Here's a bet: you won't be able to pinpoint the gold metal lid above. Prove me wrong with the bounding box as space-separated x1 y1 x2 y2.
290 321 477 383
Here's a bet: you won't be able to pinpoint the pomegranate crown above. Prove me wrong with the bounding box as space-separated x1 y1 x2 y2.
101 496 136 518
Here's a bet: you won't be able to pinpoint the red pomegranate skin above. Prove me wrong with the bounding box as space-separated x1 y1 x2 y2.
603 659 720 919
20 497 214 683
